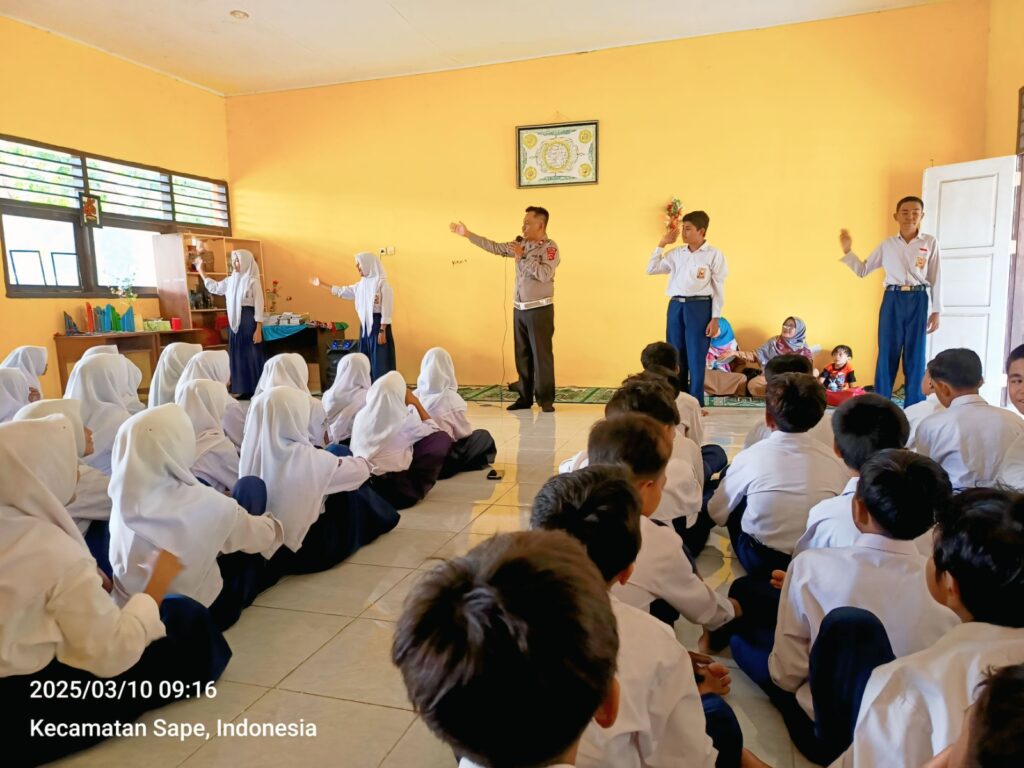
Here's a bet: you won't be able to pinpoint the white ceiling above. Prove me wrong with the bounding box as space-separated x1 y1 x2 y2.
0 0 935 96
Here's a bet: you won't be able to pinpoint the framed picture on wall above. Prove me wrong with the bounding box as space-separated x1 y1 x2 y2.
79 193 102 227
516 120 599 188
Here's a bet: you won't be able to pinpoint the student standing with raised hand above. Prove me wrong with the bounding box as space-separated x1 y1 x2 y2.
646 210 728 407
839 196 941 406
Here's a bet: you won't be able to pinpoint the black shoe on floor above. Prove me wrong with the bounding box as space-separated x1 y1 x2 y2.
506 400 533 411
541 404 555 413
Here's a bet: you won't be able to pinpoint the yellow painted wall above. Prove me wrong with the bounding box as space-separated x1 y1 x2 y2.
985 0 1024 156
0 17 228 395
225 0 994 387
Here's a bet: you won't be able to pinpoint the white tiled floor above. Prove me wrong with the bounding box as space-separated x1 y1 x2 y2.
52 403 805 768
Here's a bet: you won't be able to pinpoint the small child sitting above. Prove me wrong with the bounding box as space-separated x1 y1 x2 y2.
819 345 864 406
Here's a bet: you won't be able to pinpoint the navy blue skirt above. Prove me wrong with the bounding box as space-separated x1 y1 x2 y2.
229 306 266 398
360 312 396 382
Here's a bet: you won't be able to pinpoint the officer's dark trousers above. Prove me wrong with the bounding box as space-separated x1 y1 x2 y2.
513 305 555 407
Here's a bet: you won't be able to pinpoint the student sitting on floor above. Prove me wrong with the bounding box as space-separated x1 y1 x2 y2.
735 316 816 398
0 416 230 766
14 399 113 575
174 349 246 450
413 347 497 478
240 386 399 577
392 530 621 768
833 488 1024 768
148 341 202 408
923 663 1024 768
795 393 917 555
763 450 959 765
322 352 372 444
175 379 241 494
586 414 739 636
818 344 865 407
351 371 453 510
532 465 766 768
63 354 134 475
708 373 850 580
913 348 1024 489
253 353 328 446
744 354 835 450
1008 344 1024 416
2 345 47 399
109 405 284 630
904 368 944 445
0 368 32 422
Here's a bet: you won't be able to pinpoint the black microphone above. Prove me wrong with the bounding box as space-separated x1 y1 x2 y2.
515 236 524 244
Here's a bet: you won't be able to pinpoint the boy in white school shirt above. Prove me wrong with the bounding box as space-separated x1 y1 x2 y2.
640 341 707 445
834 488 1024 768
767 450 959 765
531 466 770 768
392 530 620 768
743 354 836 451
913 348 1024 489
1006 344 1024 416
903 368 944 445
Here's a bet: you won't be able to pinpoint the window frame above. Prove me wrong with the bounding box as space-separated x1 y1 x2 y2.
0 133 231 299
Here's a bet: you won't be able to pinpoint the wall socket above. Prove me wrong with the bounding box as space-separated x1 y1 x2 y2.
377 246 396 257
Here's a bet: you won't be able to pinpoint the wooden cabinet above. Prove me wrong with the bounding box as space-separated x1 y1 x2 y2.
153 233 266 348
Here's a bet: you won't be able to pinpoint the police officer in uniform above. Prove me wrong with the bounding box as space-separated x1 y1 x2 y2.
450 207 559 412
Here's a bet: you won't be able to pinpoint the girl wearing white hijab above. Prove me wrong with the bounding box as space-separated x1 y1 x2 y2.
2 344 47 399
414 347 497 478
176 379 240 493
322 352 372 443
240 386 399 575
351 370 453 509
254 352 328 446
0 368 31 422
109 404 283 630
175 349 246 449
64 354 133 474
69 349 145 413
0 416 230 764
148 341 202 408
13 399 114 574
195 248 265 398
81 344 119 358
311 252 396 381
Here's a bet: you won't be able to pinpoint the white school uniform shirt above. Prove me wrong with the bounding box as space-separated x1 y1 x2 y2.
204 249 264 331
840 231 942 313
613 516 735 630
795 477 934 557
904 393 943 445
0 415 165 679
770 533 960 720
675 391 705 445
835 622 1024 768
995 432 1024 490
559 449 590 474
577 596 717 768
109 405 283 608
744 409 835 450
913 394 1024 489
330 252 394 335
646 242 728 317
709 430 851 554
652 431 704 528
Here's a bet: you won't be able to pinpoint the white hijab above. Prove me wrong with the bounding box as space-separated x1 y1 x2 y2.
176 379 239 477
415 347 467 418
175 350 230 401
81 345 119 359
0 368 31 423
323 353 371 420
70 352 144 414
64 355 133 474
354 252 387 334
108 404 238 586
15 399 86 457
351 370 418 464
2 345 47 395
239 387 339 552
226 249 263 332
149 342 202 408
254 353 326 445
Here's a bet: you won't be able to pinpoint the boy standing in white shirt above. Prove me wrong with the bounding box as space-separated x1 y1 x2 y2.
646 210 728 407
913 348 1024 489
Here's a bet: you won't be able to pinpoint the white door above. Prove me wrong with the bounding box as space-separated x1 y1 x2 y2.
923 156 1019 405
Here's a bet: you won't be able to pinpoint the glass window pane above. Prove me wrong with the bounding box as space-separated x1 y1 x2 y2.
2 214 79 287
52 252 80 286
92 226 158 287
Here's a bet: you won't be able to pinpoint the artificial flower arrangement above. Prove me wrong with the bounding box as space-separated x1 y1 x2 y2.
665 197 684 230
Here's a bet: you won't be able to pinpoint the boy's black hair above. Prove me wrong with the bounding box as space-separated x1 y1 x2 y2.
856 449 951 540
531 465 642 582
928 348 983 390
969 663 1024 767
831 345 853 358
638 365 682 398
765 373 826 433
641 341 680 373
1006 344 1024 372
525 205 549 227
764 353 814 381
832 393 910 471
896 196 924 211
681 210 710 233
933 488 1024 627
605 376 680 426
392 530 617 768
587 414 671 480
